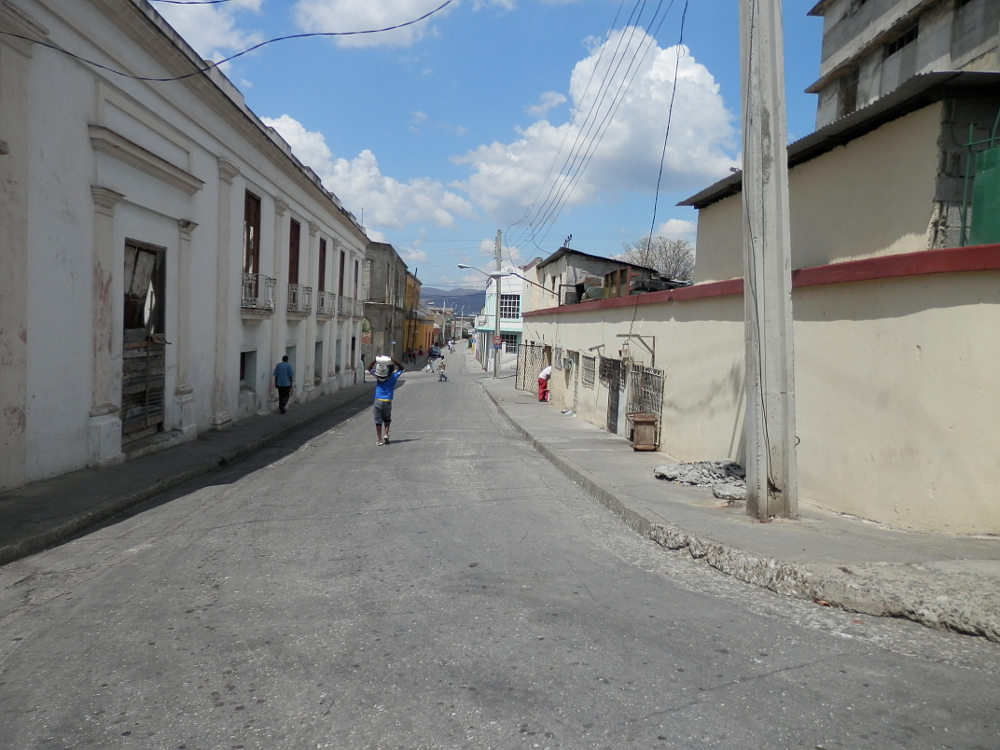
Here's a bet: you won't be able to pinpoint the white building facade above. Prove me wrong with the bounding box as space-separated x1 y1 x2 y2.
0 0 368 490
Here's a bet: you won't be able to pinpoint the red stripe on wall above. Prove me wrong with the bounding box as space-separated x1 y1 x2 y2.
523 244 1000 317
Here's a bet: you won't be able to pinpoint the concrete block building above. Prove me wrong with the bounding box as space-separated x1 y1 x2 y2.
809 0 999 127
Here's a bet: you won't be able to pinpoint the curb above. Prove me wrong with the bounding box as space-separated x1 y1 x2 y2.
482 384 1000 643
0 387 372 567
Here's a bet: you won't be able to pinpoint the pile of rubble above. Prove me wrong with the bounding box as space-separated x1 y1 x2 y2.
654 461 747 506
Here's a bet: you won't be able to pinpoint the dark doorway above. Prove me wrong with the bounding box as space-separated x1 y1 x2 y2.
122 241 167 443
606 358 621 434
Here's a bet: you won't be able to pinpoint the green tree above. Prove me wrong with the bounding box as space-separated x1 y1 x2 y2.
619 236 695 281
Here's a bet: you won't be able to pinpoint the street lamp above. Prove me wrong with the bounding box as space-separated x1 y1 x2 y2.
458 264 510 379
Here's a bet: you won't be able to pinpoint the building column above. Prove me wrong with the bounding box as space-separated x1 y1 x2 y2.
303 221 319 397
212 158 240 429
0 11 38 489
268 197 289 410
88 186 126 467
174 219 198 438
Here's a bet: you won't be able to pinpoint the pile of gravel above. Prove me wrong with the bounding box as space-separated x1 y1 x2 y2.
654 461 747 506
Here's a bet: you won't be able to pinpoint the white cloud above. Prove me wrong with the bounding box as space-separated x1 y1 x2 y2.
398 244 429 263
157 0 264 63
526 91 568 117
293 0 455 49
453 28 738 224
262 114 475 230
656 218 697 240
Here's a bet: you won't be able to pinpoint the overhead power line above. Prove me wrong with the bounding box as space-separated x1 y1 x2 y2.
505 0 682 255
0 0 454 82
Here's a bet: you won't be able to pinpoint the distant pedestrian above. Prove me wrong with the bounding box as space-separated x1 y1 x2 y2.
437 359 448 382
369 355 405 445
537 364 552 402
273 355 295 413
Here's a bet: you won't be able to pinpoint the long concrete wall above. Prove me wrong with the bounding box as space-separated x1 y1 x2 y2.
524 252 1000 535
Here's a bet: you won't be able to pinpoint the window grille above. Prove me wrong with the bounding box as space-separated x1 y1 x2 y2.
582 355 596 388
499 294 521 320
599 356 615 384
553 346 564 369
884 25 917 58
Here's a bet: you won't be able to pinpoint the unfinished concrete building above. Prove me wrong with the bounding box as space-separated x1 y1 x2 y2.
808 0 999 128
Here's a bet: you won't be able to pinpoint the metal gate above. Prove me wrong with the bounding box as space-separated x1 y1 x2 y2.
606 359 622 433
516 343 546 392
121 241 166 443
626 362 665 442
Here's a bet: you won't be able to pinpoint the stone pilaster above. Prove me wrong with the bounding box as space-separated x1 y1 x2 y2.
175 219 198 439
211 157 240 429
268 197 289 410
88 186 126 467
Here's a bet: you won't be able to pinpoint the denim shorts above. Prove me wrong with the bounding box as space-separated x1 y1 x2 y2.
373 399 393 425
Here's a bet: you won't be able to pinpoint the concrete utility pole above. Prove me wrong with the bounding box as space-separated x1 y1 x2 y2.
493 230 502 379
738 0 798 520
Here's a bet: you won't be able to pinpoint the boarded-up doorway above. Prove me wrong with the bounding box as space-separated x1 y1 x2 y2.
122 241 166 443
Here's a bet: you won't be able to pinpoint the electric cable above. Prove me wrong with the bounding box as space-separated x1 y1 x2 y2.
624 0 687 344
0 0 454 83
507 0 681 254
508 4 652 250
504 0 637 250
528 1 674 249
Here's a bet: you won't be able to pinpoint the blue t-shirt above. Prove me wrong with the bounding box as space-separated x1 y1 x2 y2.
374 369 403 400
273 361 294 387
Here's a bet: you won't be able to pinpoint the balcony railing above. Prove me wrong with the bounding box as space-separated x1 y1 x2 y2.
354 298 365 317
317 290 336 316
242 273 276 311
287 284 313 315
338 295 353 317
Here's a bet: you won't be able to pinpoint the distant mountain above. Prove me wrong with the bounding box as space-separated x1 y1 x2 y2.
420 287 486 314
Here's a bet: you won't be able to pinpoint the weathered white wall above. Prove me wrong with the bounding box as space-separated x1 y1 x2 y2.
524 294 746 463
794 271 1000 534
0 0 370 489
694 103 942 283
527 263 1000 535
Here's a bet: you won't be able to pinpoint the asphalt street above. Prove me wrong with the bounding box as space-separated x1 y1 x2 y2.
1 353 998 750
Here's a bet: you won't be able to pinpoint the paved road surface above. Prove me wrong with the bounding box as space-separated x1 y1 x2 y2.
1 354 998 749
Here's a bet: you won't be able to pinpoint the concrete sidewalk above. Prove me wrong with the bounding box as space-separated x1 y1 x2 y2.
479 369 1000 644
0 382 374 567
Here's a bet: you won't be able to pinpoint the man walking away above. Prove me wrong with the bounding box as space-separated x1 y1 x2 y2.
369 355 404 445
437 358 448 382
273 355 294 413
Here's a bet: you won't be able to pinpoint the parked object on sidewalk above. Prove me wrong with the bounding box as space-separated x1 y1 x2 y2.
629 413 658 451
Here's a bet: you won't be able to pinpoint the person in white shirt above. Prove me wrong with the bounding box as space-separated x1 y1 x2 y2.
537 364 552 402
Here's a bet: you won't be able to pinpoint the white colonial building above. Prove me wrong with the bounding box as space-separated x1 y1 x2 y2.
0 0 368 490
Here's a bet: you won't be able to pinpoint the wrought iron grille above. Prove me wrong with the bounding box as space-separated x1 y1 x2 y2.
317 291 336 316
626 362 665 419
242 273 276 311
338 295 353 317
581 355 596 388
287 284 313 314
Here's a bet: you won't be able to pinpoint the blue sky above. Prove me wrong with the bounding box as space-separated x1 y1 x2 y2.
157 0 824 287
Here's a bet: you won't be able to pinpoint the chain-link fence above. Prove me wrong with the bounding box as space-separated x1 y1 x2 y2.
516 343 547 392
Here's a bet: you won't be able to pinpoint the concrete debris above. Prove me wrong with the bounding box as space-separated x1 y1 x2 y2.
655 461 746 505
